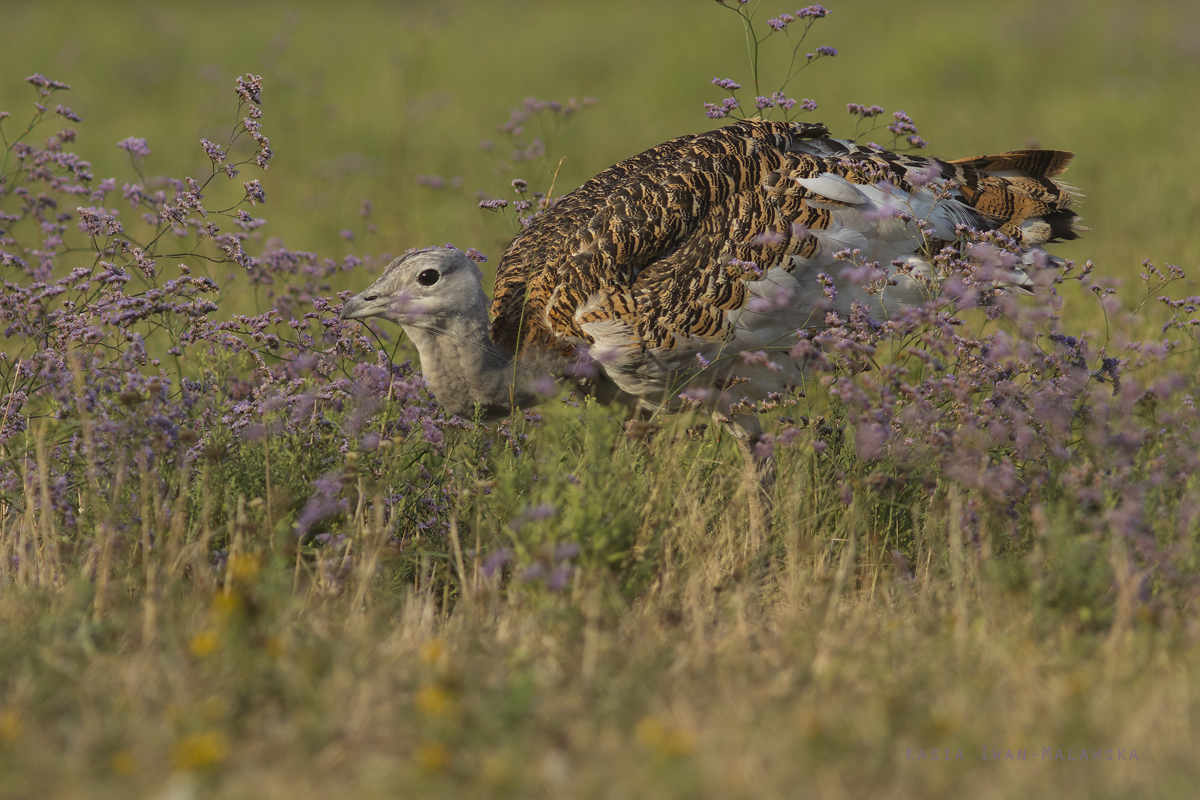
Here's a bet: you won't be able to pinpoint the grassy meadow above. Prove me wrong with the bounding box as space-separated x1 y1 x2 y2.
2 1 1200 797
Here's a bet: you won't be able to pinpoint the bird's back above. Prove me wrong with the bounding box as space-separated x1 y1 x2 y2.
489 119 1081 407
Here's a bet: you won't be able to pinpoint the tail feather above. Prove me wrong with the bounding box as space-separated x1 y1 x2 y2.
949 149 1075 178
946 150 1083 245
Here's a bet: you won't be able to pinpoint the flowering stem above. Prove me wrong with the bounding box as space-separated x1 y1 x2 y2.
776 21 817 95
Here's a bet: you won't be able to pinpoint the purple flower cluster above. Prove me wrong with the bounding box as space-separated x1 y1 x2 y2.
847 103 885 118
244 179 266 205
116 136 151 161
706 2 835 122
0 72 467 573
843 104 928 150
887 110 927 148
704 97 742 120
767 5 831 31
755 93 816 112
738 225 1200 596
25 73 71 92
482 535 580 592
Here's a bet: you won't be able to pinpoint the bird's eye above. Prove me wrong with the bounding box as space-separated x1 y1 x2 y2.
417 269 440 287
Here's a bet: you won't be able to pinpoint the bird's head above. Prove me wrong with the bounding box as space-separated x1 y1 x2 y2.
339 248 488 329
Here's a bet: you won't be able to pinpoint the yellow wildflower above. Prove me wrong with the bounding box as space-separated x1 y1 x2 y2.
416 741 450 773
0 708 22 743
415 684 453 717
188 629 220 658
419 638 444 665
635 715 694 758
171 731 229 771
211 592 242 621
228 552 260 582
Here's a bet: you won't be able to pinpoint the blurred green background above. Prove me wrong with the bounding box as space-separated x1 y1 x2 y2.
3 0 1199 297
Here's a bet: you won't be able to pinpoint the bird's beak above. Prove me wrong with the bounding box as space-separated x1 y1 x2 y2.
340 291 384 321
340 288 431 324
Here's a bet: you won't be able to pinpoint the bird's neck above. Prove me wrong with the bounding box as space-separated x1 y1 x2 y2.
404 315 536 418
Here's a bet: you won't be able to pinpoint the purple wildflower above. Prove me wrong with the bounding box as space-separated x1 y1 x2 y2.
54 104 81 122
243 179 265 205
483 548 513 578
117 137 151 160
847 103 885 117
296 472 347 538
703 97 741 119
234 73 263 105
200 138 226 163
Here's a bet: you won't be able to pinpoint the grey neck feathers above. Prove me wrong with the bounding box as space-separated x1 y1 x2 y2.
404 315 538 419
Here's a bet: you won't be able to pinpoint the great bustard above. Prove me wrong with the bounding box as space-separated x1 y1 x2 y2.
341 119 1081 534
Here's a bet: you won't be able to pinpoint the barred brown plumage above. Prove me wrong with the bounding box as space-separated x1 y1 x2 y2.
491 119 1080 354
341 118 1083 534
